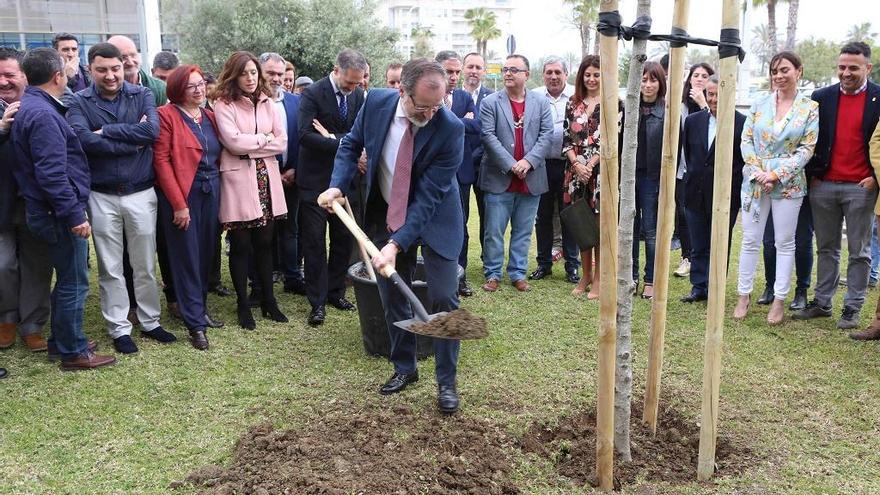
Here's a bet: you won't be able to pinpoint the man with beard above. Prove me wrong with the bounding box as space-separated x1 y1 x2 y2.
318 58 465 413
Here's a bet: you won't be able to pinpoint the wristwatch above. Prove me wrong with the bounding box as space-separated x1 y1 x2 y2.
387 239 401 253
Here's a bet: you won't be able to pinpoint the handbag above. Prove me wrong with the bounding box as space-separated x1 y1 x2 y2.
560 197 599 251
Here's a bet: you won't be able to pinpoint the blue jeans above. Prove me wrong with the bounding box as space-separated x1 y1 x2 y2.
632 175 660 284
483 192 541 282
870 218 879 283
762 197 813 292
25 212 90 360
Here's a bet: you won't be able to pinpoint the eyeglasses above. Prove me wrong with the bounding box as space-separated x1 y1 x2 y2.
501 67 526 75
185 81 207 92
408 94 441 113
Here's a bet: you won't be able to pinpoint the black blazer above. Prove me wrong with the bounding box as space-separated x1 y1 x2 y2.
805 81 880 179
296 76 364 200
681 109 746 213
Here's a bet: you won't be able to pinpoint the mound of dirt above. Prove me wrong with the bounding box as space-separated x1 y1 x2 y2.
520 402 760 489
183 406 520 495
410 309 489 340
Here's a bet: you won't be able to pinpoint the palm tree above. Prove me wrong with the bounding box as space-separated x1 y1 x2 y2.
847 22 878 42
752 23 773 73
753 0 779 53
410 25 434 59
784 0 799 50
563 0 599 57
464 7 501 58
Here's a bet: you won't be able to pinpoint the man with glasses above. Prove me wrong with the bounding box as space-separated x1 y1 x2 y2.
66 42 174 354
318 58 465 414
479 55 553 293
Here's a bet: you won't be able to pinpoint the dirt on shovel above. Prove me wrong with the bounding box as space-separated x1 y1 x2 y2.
409 308 489 339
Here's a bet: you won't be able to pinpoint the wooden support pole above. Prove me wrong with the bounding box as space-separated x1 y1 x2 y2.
643 0 690 434
697 0 740 481
596 0 620 491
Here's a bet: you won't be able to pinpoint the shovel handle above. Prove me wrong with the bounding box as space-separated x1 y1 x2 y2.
331 199 431 322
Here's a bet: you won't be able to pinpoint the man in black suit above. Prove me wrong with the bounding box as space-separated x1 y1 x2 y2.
461 52 493 262
297 48 366 326
680 76 745 303
796 41 880 332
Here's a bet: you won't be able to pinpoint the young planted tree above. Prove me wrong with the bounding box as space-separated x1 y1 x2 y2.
614 0 651 463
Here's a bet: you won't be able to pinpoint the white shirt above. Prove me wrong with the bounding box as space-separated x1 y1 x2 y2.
328 73 350 109
707 112 717 148
532 83 574 159
272 88 288 165
468 84 483 105
378 98 415 203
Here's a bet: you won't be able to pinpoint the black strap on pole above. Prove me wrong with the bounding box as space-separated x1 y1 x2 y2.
595 10 746 62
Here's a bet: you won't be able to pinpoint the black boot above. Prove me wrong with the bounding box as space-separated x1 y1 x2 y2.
789 288 808 311
237 303 256 330
756 286 774 305
260 299 289 323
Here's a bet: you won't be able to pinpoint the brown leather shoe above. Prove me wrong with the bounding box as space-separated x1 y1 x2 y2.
849 322 880 341
482 279 500 292
512 279 531 292
22 333 48 352
60 351 116 371
47 339 98 361
0 323 16 349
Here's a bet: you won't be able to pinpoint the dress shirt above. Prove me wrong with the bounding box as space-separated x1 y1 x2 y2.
378 98 417 202
533 83 574 159
841 79 868 95
468 85 482 105
328 72 351 108
708 112 717 147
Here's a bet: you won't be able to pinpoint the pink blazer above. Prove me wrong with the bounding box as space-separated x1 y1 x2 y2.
214 93 288 224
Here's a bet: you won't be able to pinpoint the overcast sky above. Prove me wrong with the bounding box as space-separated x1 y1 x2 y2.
511 0 880 64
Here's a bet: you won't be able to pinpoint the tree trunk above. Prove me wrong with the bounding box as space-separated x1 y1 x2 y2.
593 26 601 55
785 0 799 50
766 0 778 54
580 21 591 57
614 0 651 463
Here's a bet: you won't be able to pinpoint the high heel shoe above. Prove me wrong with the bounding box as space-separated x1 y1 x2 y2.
237 304 256 330
260 301 289 323
733 294 750 321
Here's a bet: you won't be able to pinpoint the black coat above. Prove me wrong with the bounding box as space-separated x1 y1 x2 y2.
681 109 746 213
806 81 880 179
295 76 364 201
0 101 16 231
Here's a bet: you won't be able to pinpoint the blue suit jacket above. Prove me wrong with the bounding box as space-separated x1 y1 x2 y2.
330 89 464 260
277 92 300 172
449 89 480 184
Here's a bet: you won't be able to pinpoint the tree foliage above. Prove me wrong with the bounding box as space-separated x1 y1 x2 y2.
410 25 435 60
464 7 501 58
563 0 600 57
168 0 401 83
795 37 839 87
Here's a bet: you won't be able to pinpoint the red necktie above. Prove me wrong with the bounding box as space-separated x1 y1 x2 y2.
386 121 414 232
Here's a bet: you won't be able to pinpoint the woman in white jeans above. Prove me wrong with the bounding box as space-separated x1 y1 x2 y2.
734 51 819 325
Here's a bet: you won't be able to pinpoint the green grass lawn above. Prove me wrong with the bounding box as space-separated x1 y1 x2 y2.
1 208 879 495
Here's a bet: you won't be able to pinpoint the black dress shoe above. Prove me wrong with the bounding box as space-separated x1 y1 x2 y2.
528 266 552 280
237 304 256 330
307 305 326 326
328 297 356 311
205 313 224 328
0 367 7 379
379 371 419 395
188 330 209 351
680 289 708 303
789 288 808 311
209 285 232 297
284 281 307 295
565 271 581 284
458 279 474 297
756 286 774 305
437 384 459 414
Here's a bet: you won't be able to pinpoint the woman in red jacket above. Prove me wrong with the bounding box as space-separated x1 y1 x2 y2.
153 65 223 350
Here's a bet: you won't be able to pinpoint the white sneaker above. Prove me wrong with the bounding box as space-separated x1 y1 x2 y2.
673 258 691 277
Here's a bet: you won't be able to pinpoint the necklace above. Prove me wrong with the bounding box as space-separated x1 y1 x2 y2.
178 105 201 124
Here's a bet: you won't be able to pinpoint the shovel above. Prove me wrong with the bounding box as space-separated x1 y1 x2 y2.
330 199 449 336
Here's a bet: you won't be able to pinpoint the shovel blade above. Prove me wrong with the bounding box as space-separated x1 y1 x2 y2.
393 311 450 337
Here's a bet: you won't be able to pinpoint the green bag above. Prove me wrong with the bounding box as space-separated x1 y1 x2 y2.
560 198 599 251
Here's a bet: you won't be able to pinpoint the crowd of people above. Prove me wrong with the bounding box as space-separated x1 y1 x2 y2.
0 32 878 412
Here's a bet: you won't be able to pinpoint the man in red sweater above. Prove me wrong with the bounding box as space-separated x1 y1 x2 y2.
796 42 880 332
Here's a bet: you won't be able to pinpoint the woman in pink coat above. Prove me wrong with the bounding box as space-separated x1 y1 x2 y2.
213 51 289 330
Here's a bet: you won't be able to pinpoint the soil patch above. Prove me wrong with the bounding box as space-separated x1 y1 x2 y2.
520 401 761 490
183 405 520 494
410 309 489 340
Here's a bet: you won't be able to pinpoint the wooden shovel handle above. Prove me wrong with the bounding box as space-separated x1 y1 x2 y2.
331 200 396 279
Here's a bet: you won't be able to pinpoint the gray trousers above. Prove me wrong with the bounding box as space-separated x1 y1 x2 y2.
810 180 878 311
89 188 161 338
0 205 52 335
